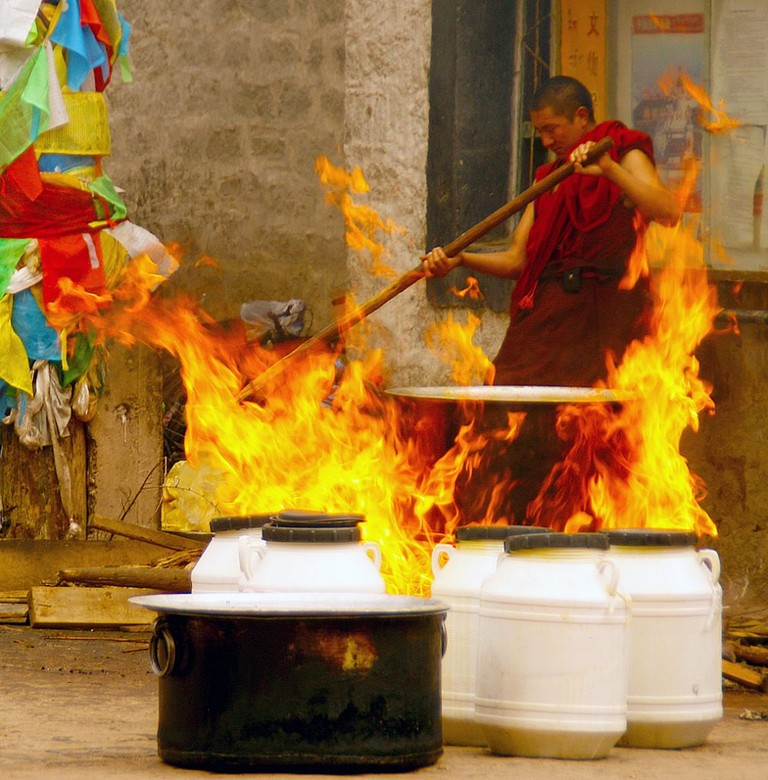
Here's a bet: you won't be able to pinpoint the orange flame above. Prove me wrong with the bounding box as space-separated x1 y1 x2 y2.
315 155 404 277
449 276 484 300
528 173 719 537
425 312 495 386
658 69 740 134
72 151 725 594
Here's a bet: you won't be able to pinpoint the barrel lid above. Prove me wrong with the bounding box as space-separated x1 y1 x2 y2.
504 532 608 553
262 521 362 544
209 514 274 533
600 528 698 547
273 509 364 528
455 524 553 541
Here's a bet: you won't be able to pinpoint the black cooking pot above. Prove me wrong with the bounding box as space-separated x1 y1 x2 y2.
132 593 448 773
387 385 631 527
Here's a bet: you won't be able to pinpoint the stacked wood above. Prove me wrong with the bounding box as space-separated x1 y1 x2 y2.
722 607 768 692
0 514 209 629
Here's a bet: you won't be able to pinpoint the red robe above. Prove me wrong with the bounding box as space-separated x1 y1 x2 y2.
493 121 655 387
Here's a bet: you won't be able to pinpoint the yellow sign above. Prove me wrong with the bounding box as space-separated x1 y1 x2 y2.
560 0 606 122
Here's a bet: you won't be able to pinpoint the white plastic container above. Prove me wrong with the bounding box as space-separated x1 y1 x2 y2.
239 511 385 595
191 515 270 593
601 529 722 748
476 533 629 759
431 525 553 746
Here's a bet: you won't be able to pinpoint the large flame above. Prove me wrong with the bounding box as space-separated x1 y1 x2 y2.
527 170 719 536
54 143 726 593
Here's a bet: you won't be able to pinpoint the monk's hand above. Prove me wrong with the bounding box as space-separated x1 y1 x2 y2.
570 140 611 177
420 246 462 278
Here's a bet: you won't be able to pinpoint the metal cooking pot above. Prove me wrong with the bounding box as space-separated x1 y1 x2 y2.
387 385 631 404
386 386 630 526
132 593 448 773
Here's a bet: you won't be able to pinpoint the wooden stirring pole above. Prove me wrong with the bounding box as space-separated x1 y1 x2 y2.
237 136 614 402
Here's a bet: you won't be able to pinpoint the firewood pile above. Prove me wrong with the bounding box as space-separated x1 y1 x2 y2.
0 515 207 629
723 607 768 694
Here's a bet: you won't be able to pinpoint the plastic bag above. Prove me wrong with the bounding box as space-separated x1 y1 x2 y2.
240 298 306 343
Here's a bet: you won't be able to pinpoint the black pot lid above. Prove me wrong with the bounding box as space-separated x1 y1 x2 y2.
262 521 361 544
600 528 699 547
505 532 609 553
209 514 274 533
130 592 449 617
273 509 365 528
455 524 554 541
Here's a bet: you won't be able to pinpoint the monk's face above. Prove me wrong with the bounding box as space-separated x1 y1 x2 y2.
530 105 592 159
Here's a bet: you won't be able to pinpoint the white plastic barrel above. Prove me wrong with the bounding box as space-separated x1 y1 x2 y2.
601 529 722 748
191 514 269 593
239 511 385 595
476 532 629 759
431 525 553 746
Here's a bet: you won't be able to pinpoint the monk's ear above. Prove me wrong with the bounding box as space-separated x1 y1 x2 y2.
574 106 591 127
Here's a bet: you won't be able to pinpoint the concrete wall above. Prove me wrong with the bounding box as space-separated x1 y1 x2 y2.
106 0 348 326
683 279 768 609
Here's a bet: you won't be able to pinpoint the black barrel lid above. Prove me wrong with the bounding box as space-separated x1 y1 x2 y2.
209 514 274 533
504 532 609 553
455 524 554 541
600 528 698 547
273 509 364 528
262 521 362 544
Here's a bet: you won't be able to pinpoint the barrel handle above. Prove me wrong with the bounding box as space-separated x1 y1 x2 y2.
149 618 177 678
440 614 448 658
431 543 454 577
698 549 722 630
598 559 631 617
697 548 721 585
598 558 620 596
238 535 266 581
362 541 382 571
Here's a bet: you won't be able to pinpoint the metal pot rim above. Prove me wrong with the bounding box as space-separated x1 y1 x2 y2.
130 592 449 617
386 385 635 404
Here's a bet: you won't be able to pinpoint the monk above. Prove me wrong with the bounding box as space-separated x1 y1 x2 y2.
422 75 680 387
421 76 681 524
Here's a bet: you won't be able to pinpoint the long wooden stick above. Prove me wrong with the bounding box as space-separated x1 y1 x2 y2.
237 137 614 401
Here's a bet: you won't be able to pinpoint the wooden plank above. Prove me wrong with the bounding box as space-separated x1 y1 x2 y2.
90 514 204 551
59 566 191 592
0 590 29 603
0 540 164 591
0 602 28 624
722 659 766 690
28 586 160 629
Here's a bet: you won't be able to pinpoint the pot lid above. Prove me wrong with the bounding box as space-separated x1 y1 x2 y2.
210 514 274 533
455 524 554 541
273 509 364 528
600 528 699 547
387 385 635 404
262 521 362 544
504 531 608 552
130 592 449 617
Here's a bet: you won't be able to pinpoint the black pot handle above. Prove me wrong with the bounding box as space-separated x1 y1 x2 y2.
440 614 448 659
149 617 178 677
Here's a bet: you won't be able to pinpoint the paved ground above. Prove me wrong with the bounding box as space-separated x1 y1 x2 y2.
1 623 768 779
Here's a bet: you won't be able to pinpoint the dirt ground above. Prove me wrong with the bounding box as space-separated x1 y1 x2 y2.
1 623 767 780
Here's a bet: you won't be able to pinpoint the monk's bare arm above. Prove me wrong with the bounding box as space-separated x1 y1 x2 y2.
571 143 681 226
421 204 533 279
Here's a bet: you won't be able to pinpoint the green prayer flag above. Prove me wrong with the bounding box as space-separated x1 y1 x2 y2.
90 174 128 222
0 239 30 297
0 46 50 169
